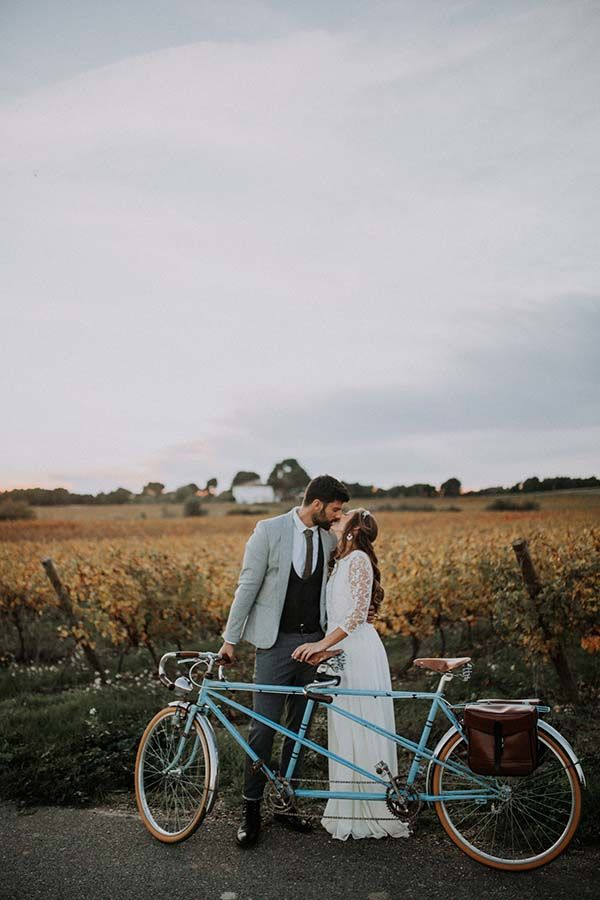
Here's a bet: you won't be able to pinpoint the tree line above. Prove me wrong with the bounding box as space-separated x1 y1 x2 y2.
1 460 598 511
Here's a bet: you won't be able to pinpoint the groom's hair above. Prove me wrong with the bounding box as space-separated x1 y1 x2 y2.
303 475 350 506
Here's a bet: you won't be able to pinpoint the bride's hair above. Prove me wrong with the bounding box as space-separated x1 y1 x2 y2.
328 509 385 613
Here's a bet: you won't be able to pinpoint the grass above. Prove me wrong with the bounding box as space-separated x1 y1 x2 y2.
486 498 541 511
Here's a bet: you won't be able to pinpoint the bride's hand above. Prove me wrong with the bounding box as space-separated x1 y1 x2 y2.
292 640 327 663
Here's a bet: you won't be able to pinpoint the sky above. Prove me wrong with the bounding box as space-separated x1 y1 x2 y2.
1 0 599 494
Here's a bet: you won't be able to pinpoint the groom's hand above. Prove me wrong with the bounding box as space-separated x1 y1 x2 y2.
367 602 377 624
218 641 236 665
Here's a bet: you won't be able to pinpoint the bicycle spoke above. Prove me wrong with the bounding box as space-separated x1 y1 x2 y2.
512 792 571 822
137 711 210 838
436 733 578 864
510 796 563 842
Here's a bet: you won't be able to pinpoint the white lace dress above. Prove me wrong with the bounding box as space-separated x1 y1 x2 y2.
321 550 410 840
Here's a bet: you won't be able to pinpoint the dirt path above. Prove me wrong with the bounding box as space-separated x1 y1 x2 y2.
1 802 597 900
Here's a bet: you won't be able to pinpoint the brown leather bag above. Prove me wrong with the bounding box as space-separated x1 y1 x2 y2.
464 703 539 776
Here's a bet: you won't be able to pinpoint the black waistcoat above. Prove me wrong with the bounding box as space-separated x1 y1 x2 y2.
279 532 324 633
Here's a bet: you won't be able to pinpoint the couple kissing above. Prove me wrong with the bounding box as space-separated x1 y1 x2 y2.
218 474 409 846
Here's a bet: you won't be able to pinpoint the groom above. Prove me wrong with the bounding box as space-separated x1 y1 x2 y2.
218 474 350 848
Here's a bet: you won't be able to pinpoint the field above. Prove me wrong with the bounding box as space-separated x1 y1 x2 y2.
0 492 598 841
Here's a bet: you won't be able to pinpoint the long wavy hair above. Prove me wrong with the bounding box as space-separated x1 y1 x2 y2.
328 508 385 613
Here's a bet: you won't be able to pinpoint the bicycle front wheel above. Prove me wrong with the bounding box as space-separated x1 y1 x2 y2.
431 728 582 870
135 706 212 843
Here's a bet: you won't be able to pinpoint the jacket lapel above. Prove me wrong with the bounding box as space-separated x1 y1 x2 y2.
276 511 295 603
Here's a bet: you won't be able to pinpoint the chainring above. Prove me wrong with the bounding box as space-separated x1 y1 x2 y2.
385 785 422 825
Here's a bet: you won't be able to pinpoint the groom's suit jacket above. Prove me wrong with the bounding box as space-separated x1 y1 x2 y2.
222 508 338 649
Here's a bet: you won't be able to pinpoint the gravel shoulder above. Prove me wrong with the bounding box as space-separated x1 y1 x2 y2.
1 801 598 900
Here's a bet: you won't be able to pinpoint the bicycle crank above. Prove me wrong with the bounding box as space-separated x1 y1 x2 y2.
264 778 295 815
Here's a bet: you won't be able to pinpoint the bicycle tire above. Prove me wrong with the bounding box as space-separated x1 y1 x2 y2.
135 706 212 843
431 728 582 870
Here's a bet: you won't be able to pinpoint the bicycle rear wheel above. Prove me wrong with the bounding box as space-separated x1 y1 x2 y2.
431 728 582 870
135 706 212 843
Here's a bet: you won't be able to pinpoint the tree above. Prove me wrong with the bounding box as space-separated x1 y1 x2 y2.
386 485 408 498
205 477 218 494
105 487 132 504
174 483 200 502
406 483 438 498
440 478 461 497
231 471 261 489
267 459 310 499
142 482 165 498
344 482 380 498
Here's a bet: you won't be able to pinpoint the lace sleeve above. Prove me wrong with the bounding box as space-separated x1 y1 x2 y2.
342 552 373 633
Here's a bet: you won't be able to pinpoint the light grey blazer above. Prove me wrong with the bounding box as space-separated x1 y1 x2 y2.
222 509 338 649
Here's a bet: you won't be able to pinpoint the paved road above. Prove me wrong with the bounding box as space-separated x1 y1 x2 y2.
0 803 597 900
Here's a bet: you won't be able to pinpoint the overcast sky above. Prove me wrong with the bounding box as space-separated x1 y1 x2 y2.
1 1 599 493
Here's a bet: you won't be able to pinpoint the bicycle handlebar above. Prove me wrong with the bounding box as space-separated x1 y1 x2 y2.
303 673 341 704
158 651 223 690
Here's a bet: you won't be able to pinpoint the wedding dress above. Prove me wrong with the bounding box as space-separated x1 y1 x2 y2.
321 550 410 840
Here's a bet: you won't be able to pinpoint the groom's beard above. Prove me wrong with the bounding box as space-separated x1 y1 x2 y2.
311 512 332 529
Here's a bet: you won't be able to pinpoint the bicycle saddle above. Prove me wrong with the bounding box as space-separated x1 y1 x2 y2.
414 657 471 673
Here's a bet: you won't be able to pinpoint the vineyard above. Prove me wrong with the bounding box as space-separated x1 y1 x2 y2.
1 502 598 694
0 497 599 832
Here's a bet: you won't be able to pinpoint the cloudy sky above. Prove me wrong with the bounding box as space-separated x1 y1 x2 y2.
1 0 599 493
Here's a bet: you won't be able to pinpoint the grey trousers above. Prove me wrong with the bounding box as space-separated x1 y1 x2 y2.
243 629 323 801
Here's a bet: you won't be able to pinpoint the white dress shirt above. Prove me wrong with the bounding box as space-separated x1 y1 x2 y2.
292 507 320 577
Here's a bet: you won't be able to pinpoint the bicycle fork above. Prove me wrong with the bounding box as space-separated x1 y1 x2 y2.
161 704 203 775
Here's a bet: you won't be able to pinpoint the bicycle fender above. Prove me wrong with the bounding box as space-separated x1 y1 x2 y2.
168 701 220 813
537 720 586 789
425 721 587 798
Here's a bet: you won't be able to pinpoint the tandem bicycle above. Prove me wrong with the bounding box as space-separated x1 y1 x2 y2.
134 650 585 871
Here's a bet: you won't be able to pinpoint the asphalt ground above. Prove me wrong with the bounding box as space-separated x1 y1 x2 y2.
1 802 597 900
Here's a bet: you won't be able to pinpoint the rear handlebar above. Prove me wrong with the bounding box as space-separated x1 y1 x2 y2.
303 673 341 704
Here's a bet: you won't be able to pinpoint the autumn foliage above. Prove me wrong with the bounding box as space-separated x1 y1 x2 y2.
0 508 598 697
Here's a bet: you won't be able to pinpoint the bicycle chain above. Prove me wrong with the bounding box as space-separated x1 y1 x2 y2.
264 777 416 823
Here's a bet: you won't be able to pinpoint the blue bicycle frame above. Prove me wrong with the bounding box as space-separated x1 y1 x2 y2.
175 674 550 805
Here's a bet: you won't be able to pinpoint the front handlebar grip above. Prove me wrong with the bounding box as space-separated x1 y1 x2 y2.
305 691 334 704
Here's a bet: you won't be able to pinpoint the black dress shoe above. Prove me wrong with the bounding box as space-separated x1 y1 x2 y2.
273 808 313 834
236 799 261 848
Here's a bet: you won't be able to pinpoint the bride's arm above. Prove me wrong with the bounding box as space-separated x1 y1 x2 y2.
342 552 373 633
292 553 373 663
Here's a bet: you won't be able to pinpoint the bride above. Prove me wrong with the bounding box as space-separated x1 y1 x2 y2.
292 508 409 840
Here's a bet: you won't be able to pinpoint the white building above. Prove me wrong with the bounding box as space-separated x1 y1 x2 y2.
232 483 276 504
